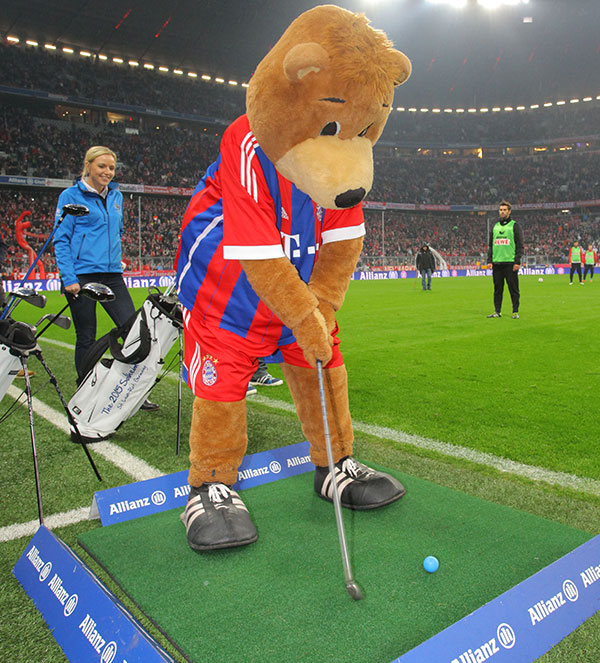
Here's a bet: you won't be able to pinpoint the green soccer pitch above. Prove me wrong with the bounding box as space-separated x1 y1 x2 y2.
1 274 599 662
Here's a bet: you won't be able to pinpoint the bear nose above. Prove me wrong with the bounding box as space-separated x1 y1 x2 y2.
335 188 366 209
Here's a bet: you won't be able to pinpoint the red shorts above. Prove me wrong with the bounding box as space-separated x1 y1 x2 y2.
182 308 343 401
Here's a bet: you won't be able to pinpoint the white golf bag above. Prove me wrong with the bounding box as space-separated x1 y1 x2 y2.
0 319 37 404
68 291 182 443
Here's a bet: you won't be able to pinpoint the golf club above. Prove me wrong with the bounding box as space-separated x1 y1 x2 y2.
316 359 364 601
7 287 47 310
1 203 89 320
77 282 116 302
34 314 71 336
33 282 115 339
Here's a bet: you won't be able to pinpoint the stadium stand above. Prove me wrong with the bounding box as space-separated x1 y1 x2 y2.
1 41 598 271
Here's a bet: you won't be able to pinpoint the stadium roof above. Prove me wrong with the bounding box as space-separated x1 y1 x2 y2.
2 0 600 108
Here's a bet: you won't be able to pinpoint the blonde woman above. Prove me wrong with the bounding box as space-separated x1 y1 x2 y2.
53 146 158 410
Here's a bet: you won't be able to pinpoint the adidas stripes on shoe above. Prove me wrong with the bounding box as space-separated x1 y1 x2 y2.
249 370 283 387
181 483 257 551
314 456 406 510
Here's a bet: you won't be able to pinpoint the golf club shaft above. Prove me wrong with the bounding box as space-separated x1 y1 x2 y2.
316 360 355 587
21 357 44 525
176 328 183 456
35 302 71 339
34 350 102 482
1 211 68 320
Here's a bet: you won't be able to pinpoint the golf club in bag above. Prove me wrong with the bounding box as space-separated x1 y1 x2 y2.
0 283 113 404
0 317 102 526
0 287 48 403
1 203 89 320
67 284 183 444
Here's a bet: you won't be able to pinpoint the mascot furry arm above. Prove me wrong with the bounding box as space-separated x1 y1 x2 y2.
240 257 333 367
240 235 363 366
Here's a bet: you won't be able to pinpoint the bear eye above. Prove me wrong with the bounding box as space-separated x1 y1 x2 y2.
358 124 373 138
320 121 340 136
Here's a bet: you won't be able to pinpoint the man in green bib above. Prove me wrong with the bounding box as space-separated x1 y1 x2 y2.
486 201 524 319
568 240 584 285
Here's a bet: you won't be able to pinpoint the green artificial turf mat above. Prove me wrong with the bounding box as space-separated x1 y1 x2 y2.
78 466 591 663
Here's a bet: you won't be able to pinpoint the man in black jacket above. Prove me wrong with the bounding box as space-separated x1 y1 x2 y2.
486 201 524 319
416 244 436 291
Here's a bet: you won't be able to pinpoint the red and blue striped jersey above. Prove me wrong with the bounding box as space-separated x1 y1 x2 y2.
175 114 365 346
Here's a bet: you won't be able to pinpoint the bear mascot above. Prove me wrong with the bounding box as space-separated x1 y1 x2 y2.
175 4 411 551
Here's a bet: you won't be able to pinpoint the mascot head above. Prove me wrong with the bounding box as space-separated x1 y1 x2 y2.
246 4 411 210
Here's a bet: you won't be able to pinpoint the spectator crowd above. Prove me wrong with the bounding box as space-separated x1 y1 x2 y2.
1 189 597 275
0 41 598 274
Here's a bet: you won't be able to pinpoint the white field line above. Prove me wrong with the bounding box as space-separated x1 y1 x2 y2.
6 385 162 482
2 384 163 542
0 507 89 544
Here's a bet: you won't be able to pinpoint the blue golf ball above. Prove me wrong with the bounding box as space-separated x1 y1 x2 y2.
423 555 439 573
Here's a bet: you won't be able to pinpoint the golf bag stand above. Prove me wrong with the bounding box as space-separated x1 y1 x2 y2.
68 289 183 444
0 319 102 526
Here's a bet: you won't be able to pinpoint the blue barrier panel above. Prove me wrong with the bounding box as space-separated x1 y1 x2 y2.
394 534 600 663
91 441 314 525
13 525 174 662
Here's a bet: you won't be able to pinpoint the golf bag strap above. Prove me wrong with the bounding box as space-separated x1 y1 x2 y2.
108 306 152 365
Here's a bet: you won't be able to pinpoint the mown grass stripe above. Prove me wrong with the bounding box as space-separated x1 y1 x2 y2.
248 394 600 497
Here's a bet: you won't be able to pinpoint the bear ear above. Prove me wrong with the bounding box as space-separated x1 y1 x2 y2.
391 50 412 87
283 42 330 82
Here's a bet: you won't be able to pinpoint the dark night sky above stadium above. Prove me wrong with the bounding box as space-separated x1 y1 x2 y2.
2 0 600 108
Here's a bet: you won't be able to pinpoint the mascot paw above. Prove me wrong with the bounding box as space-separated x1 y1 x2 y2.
314 457 406 510
316 299 337 335
292 309 333 367
181 483 257 551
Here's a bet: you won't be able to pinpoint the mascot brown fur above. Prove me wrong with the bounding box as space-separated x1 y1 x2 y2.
176 5 411 551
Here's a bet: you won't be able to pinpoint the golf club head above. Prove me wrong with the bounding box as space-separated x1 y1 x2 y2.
62 203 89 217
11 287 47 309
346 581 364 601
35 314 72 330
79 282 116 302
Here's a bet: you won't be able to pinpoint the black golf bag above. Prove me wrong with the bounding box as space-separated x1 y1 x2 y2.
0 318 38 403
67 290 182 443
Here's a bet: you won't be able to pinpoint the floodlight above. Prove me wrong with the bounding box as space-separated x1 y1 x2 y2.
478 0 529 8
426 0 467 7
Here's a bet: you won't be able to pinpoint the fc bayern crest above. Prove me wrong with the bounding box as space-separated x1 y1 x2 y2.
202 359 218 386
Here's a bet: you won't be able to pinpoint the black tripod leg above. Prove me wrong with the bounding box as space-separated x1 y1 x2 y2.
176 328 183 456
34 351 102 482
21 356 44 526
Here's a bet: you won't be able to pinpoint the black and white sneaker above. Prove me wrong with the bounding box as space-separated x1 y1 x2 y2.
181 483 257 551
314 457 406 510
249 370 284 387
487 312 501 318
